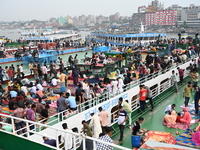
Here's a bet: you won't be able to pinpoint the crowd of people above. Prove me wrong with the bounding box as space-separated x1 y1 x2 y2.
0 40 200 149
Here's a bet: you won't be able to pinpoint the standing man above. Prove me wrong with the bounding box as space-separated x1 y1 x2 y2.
117 105 128 145
42 65 48 82
139 85 147 111
193 85 200 115
183 81 192 107
19 64 24 78
118 97 132 128
191 70 199 86
144 85 154 111
12 103 25 135
98 107 108 133
59 72 68 92
177 67 184 85
89 112 102 138
171 70 178 93
96 127 114 150
26 104 36 134
57 92 67 121
61 123 72 150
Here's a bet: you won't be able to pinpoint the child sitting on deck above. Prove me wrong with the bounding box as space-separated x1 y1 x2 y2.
176 112 181 123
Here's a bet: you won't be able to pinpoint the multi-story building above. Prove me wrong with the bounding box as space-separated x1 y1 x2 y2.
146 0 164 13
57 16 67 25
131 13 146 26
181 4 200 21
109 12 120 23
138 6 146 13
146 10 177 26
167 4 182 21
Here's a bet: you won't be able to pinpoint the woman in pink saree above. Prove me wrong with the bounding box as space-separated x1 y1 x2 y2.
192 127 200 145
164 110 177 125
180 107 192 124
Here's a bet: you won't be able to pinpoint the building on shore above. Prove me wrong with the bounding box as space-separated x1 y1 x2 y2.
145 10 177 26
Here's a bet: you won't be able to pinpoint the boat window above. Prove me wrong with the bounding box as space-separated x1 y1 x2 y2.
150 84 158 97
131 95 138 110
160 79 169 93
110 105 119 123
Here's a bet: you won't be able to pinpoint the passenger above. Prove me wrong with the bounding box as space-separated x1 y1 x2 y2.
192 127 200 145
176 112 181 123
81 120 92 137
89 112 102 138
164 110 177 125
164 104 176 114
132 117 145 135
180 107 192 124
43 135 56 147
96 127 114 150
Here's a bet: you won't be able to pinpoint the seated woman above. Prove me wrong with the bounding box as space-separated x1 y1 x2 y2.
164 110 177 125
180 107 192 124
192 127 200 145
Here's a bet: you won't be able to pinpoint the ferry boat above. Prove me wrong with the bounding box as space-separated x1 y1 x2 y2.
86 32 167 47
0 55 197 150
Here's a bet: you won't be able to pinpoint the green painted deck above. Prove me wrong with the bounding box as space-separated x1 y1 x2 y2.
112 78 198 149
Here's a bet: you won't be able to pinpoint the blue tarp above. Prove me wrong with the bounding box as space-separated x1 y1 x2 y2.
92 46 111 52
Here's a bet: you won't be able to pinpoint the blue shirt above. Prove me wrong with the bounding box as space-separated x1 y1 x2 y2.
10 91 17 98
66 96 77 108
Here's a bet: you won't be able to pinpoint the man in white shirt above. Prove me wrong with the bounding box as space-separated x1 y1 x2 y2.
165 104 176 114
51 78 57 86
21 78 30 85
19 64 24 78
42 65 48 81
30 86 37 94
21 86 28 95
36 83 44 91
61 123 72 150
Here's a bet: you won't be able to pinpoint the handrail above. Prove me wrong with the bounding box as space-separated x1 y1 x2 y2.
0 113 131 150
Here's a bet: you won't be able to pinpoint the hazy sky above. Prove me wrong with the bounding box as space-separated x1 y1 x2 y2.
0 0 199 22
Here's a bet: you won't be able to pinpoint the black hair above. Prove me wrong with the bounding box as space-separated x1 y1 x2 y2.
31 104 36 108
72 127 78 133
66 92 70 97
62 123 67 129
172 104 176 107
98 107 103 112
139 117 144 121
177 112 181 116
119 97 123 101
45 105 50 109
82 120 86 124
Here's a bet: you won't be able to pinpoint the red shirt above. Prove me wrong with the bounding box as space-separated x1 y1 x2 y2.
139 89 147 101
7 69 13 77
178 69 184 77
176 116 181 123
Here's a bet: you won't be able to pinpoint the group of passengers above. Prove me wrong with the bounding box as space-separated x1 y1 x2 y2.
0 41 200 149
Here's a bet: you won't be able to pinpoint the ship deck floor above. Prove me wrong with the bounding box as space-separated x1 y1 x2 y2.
112 81 199 150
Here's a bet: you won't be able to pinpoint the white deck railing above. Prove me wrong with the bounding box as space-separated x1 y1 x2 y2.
0 113 131 150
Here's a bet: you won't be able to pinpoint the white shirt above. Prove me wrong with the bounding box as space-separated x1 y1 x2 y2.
61 129 73 150
30 86 36 94
36 84 43 91
21 78 30 84
21 86 28 95
19 66 23 72
52 78 57 86
42 66 47 74
165 105 174 113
